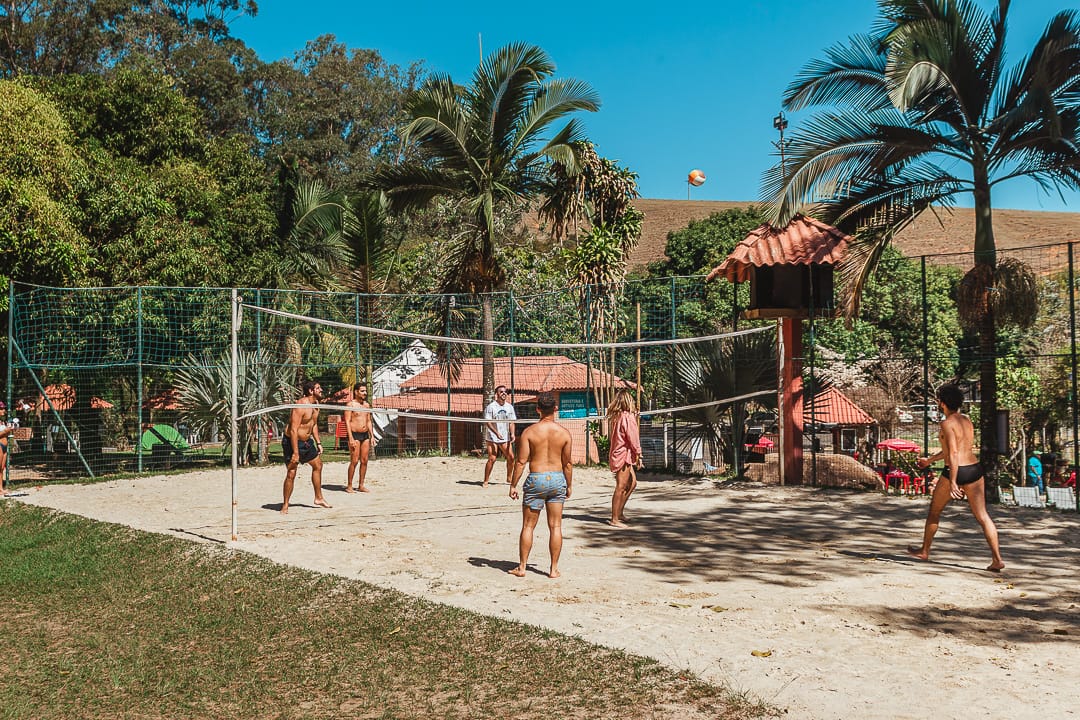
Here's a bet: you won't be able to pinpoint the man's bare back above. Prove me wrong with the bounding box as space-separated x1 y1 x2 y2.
939 412 979 468
517 419 572 475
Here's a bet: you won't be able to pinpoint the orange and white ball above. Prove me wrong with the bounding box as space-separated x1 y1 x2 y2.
688 169 706 186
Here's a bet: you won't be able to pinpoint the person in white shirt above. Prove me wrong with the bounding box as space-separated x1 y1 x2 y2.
482 385 517 487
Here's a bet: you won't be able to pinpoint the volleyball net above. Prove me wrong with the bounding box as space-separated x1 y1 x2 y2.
230 291 779 469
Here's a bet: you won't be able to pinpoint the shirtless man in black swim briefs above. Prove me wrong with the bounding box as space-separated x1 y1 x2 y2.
508 392 573 579
907 383 1004 572
344 382 373 493
281 380 331 514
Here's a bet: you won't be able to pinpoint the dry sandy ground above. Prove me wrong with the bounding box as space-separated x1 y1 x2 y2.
14 456 1080 720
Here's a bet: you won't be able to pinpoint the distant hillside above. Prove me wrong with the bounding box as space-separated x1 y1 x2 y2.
627 199 1080 269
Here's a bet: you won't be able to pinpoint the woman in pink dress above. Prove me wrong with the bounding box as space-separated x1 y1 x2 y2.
607 389 642 528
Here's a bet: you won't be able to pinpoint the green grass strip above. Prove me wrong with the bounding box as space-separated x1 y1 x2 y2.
0 503 778 720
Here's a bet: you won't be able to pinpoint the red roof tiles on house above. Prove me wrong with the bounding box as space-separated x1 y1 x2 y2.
796 386 876 426
375 391 538 415
401 356 633 394
706 214 851 283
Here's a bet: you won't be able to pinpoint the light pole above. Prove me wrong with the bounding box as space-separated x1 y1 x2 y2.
772 111 790 176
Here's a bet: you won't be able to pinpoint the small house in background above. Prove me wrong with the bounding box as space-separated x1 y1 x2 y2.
795 385 877 456
374 355 632 463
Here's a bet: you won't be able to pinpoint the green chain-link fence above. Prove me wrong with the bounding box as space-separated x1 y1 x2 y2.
8 277 774 484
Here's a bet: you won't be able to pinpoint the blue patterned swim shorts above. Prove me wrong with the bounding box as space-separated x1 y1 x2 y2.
522 471 567 510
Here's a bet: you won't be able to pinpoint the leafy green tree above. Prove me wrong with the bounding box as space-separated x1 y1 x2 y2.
252 35 418 186
769 0 1080 465
33 69 276 288
0 79 90 285
371 42 600 403
650 206 764 278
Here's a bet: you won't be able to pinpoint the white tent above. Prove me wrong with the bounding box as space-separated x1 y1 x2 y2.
371 340 437 438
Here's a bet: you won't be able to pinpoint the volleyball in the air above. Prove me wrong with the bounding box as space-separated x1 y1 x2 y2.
688 169 706 186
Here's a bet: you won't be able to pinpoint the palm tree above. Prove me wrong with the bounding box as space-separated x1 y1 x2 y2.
673 332 778 474
767 0 1080 468
175 348 297 466
370 42 600 404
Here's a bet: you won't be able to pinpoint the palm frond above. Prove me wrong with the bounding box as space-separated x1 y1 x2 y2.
509 78 601 157
784 33 891 112
369 163 469 214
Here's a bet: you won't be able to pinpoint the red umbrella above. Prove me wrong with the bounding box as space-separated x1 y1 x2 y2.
876 438 920 453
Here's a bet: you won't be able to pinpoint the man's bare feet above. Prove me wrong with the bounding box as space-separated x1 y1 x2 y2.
906 545 929 560
608 520 629 529
345 486 356 494
507 566 526 577
280 505 289 515
482 482 489 488
548 569 561 579
314 498 332 508
357 486 371 493
986 562 1004 572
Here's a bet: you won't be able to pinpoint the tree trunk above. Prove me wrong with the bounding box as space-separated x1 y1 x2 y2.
481 294 495 407
977 301 999 499
972 171 1000 500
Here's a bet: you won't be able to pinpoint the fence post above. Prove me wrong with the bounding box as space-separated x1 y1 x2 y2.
921 256 930 456
136 286 143 474
584 284 593 465
670 276 677 472
6 281 13 487
508 290 516 406
1070 244 1079 511
445 296 452 456
354 292 361 386
808 271 817 486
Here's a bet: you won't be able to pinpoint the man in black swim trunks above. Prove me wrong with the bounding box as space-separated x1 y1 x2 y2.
344 382 373 493
281 380 331 514
908 383 1004 572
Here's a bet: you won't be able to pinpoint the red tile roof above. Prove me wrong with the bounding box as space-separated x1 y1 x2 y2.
375 391 537 415
402 356 632 394
34 384 113 411
706 214 851 283
796 386 875 426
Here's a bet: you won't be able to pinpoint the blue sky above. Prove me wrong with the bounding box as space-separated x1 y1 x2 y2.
234 1 1079 212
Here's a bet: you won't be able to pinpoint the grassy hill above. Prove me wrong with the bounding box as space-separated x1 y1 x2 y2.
627 199 1080 269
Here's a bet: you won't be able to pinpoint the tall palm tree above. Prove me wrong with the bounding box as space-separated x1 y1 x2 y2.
370 42 600 404
766 0 1080 468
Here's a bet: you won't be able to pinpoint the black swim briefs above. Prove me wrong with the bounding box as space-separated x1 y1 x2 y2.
282 436 319 464
351 431 370 442
943 463 983 486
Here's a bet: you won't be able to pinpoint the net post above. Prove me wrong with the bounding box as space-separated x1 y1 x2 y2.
136 286 143 474
669 277 677 472
1070 244 1079 511
230 288 240 541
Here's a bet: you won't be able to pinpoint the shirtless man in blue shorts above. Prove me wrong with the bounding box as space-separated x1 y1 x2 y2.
281 380 331 514
508 392 573 579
